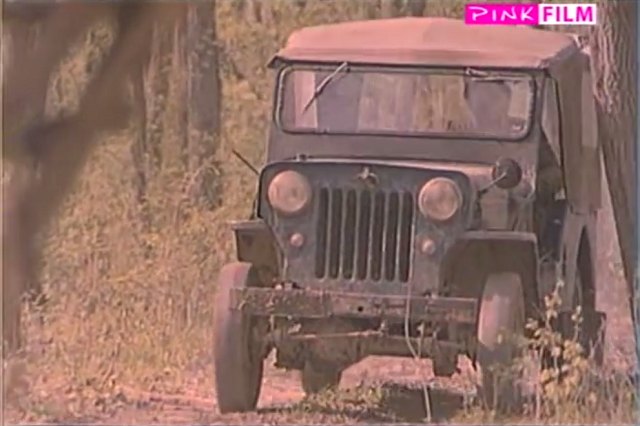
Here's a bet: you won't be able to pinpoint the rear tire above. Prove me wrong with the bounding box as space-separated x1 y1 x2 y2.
543 267 605 373
213 262 264 414
476 272 525 413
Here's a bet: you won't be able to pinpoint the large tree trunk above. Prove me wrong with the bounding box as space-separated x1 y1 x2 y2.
589 1 637 318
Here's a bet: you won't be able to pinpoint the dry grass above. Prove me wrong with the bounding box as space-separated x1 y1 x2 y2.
4 0 635 424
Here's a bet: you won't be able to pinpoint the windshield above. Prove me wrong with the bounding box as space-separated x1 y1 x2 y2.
277 65 535 140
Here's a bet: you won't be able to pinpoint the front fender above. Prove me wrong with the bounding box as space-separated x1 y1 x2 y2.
230 219 281 286
442 231 541 320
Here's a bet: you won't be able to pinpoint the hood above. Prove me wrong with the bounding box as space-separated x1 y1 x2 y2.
282 157 499 192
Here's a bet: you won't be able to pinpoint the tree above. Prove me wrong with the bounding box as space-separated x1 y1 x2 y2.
128 1 221 241
185 1 222 209
589 1 637 318
379 0 426 17
2 2 188 357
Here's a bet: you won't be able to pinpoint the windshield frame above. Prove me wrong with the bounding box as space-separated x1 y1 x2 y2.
273 62 537 142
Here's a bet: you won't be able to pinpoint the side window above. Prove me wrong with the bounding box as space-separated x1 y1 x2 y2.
581 69 598 149
541 78 562 164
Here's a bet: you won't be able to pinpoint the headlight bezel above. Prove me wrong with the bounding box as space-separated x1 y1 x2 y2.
266 169 312 216
418 177 463 222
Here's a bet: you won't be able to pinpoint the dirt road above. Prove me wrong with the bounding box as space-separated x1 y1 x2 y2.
9 282 633 425
8 355 476 424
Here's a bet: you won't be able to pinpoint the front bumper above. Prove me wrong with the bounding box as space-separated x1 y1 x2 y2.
229 287 478 324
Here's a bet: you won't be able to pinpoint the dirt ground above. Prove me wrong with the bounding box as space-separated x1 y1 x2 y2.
6 263 634 424
49 357 478 424
7 309 633 425
5 174 636 425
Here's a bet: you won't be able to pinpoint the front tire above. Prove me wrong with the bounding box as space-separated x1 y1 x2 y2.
213 262 264 414
476 272 525 413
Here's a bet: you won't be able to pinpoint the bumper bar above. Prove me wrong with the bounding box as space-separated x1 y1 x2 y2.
230 287 478 324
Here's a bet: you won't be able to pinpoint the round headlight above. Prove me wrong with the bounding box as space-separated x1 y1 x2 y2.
267 170 312 215
418 177 463 222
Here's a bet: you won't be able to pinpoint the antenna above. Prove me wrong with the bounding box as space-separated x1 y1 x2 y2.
231 149 259 176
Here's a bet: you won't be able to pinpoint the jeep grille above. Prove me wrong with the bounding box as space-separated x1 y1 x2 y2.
314 188 414 282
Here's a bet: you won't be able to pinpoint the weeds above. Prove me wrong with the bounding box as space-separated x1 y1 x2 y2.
467 280 636 424
522 283 634 423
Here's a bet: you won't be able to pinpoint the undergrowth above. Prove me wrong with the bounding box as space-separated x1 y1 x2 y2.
454 281 635 424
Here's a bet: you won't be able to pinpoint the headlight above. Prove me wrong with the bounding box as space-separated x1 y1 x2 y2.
418 177 463 222
267 170 312 215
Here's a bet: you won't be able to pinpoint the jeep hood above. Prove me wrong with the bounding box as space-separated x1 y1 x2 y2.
279 157 502 192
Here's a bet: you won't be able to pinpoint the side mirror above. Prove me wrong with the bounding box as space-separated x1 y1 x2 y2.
492 157 522 190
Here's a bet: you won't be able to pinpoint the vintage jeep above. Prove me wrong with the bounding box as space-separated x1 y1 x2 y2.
213 17 607 413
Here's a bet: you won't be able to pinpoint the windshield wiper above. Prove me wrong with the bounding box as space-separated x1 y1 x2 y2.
302 61 350 113
464 68 523 84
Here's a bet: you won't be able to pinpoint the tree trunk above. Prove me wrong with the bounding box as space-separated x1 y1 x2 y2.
243 0 273 25
404 0 426 16
129 24 172 239
378 0 427 18
145 27 172 172
185 1 221 209
589 1 637 317
130 56 152 242
360 1 379 19
380 0 404 18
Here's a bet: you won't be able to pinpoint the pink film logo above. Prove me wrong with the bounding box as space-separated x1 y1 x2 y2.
465 3 597 26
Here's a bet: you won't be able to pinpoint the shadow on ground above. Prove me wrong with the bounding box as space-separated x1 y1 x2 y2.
257 383 469 423
378 384 468 422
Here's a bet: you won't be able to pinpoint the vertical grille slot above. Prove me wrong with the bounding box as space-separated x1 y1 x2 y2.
314 189 329 278
355 191 371 280
369 191 385 281
341 190 357 279
398 192 414 282
384 192 400 281
314 187 414 282
327 189 343 279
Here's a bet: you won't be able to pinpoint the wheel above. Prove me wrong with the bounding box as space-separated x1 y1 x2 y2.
213 262 264 413
572 268 605 366
301 360 342 395
476 272 525 413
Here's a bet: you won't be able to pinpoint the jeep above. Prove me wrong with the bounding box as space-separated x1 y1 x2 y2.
212 17 607 413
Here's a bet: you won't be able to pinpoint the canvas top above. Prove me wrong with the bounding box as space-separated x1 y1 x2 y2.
269 17 580 69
